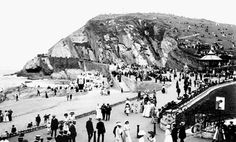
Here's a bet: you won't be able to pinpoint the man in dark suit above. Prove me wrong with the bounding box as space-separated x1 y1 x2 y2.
69 121 77 142
171 124 178 142
51 115 59 138
179 122 186 142
86 117 94 142
35 114 41 126
96 118 106 142
105 104 112 121
101 104 106 120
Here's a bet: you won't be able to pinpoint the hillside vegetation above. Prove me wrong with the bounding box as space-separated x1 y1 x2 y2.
19 13 236 77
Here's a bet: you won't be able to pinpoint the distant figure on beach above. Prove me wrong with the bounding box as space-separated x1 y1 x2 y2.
162 85 166 94
8 109 13 121
4 110 9 122
11 125 17 135
45 91 48 98
35 114 41 126
15 94 19 101
70 94 73 101
37 89 40 96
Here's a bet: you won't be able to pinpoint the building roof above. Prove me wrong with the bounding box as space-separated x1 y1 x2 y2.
200 50 222 61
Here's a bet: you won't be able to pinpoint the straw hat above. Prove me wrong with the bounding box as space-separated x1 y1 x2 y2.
138 130 146 136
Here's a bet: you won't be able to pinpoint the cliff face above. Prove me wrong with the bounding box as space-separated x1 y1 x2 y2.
20 13 236 78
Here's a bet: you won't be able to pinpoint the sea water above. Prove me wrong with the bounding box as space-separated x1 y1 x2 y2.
0 69 27 90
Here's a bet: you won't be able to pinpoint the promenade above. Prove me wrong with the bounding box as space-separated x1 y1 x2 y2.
4 72 215 142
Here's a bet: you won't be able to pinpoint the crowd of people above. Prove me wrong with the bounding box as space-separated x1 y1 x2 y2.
0 109 13 123
96 103 112 121
1 62 236 142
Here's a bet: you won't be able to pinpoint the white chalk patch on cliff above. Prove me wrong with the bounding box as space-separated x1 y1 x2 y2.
160 37 177 66
139 40 156 64
24 57 40 70
70 27 88 43
133 43 148 66
42 57 53 70
48 40 72 58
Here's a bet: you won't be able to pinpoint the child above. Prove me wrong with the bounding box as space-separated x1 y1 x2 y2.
124 104 130 116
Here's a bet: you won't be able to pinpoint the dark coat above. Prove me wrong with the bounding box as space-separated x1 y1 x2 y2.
69 124 77 137
55 135 63 142
96 121 106 134
62 134 69 142
171 127 178 140
51 118 59 130
86 120 94 134
106 106 112 114
179 126 186 139
36 116 41 123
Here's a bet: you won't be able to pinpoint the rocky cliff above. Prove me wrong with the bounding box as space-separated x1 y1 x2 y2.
20 13 236 78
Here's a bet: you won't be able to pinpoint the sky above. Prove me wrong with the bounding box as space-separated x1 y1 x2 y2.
0 0 235 71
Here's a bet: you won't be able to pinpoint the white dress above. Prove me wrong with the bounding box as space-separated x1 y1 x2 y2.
4 112 8 122
124 124 132 142
115 127 123 142
138 136 145 142
164 129 173 142
142 104 151 117
96 106 102 119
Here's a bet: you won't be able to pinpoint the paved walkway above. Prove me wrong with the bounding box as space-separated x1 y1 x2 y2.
0 89 138 134
9 98 211 142
2 72 217 142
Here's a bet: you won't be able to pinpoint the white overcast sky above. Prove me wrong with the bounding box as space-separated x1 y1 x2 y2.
0 0 235 71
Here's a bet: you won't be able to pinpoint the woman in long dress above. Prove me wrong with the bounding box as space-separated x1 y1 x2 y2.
123 121 132 142
115 122 124 142
96 104 102 120
164 125 173 142
142 101 151 117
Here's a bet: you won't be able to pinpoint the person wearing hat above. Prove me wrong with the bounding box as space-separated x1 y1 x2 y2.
171 124 178 142
228 121 235 142
51 115 59 138
179 122 186 142
62 130 69 142
147 131 156 142
123 121 132 142
86 117 94 142
114 122 123 142
164 125 173 142
96 118 106 142
55 130 63 142
69 121 77 142
137 130 146 142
